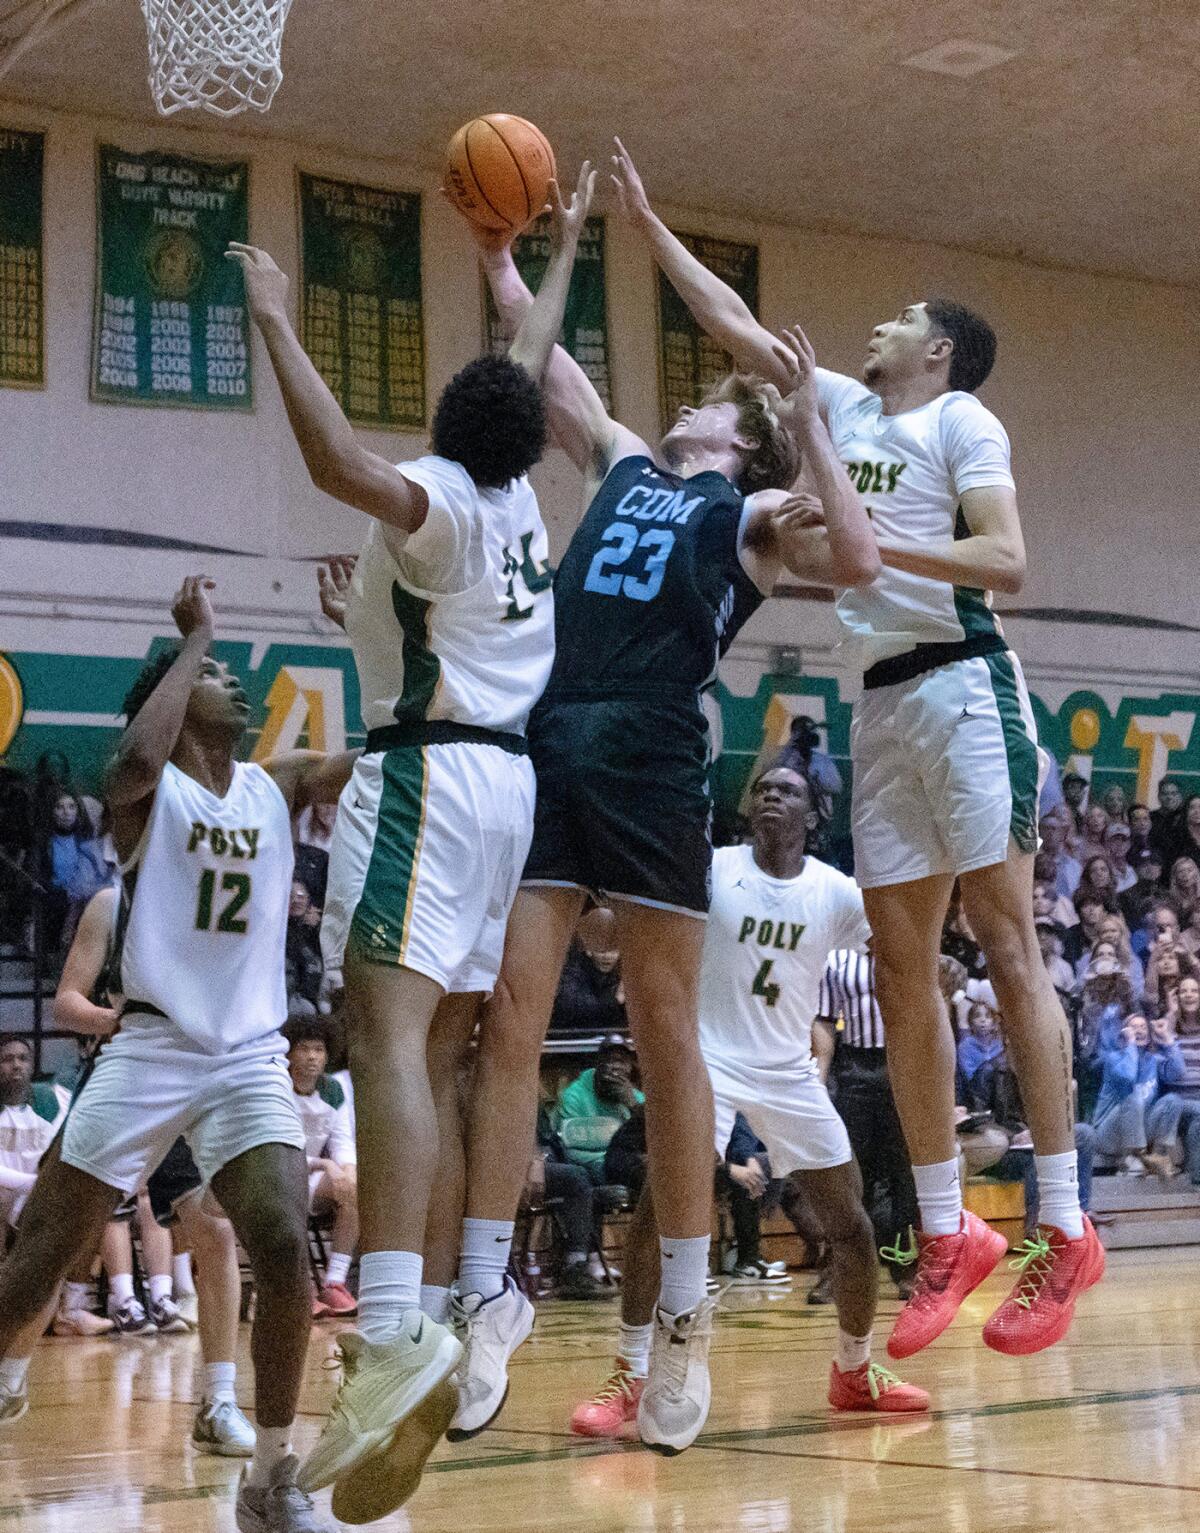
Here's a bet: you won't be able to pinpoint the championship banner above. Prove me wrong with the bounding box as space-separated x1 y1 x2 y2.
298 172 425 429
0 128 45 390
657 232 758 429
91 144 251 410
483 214 612 410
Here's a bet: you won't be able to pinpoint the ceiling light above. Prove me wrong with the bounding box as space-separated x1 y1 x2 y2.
902 39 1018 77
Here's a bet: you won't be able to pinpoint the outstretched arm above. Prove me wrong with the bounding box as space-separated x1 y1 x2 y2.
227 244 429 535
610 138 796 391
509 162 597 381
105 576 214 813
264 748 360 816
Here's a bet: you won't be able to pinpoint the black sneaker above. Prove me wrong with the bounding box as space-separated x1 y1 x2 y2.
807 1269 835 1305
556 1262 612 1300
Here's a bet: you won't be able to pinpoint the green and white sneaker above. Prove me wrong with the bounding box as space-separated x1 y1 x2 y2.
192 1397 256 1457
297 1314 462 1493
0 1378 28 1425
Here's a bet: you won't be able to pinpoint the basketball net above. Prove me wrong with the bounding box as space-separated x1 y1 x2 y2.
139 0 293 116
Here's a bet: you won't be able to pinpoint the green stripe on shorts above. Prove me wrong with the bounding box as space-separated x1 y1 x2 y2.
349 747 429 965
984 651 1039 854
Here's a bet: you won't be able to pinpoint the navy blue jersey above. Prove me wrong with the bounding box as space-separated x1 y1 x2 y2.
546 456 764 696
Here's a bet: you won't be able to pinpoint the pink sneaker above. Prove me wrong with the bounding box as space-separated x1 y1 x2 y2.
887 1211 1008 1359
318 1281 358 1317
569 1360 646 1438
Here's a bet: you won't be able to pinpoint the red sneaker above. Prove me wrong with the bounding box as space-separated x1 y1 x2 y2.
318 1281 358 1317
982 1219 1105 1356
828 1361 931 1414
569 1360 646 1438
886 1211 1008 1359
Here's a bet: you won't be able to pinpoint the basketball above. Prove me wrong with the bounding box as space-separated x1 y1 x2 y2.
443 113 557 235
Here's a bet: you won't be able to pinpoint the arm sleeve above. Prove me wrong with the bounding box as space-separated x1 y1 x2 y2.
941 396 1016 496
386 457 482 593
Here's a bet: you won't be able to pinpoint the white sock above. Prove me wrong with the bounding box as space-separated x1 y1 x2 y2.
173 1253 195 1297
913 1159 963 1236
358 1251 423 1344
1034 1151 1085 1239
62 1281 90 1314
458 1218 513 1301
658 1235 710 1316
420 1284 451 1324
108 1273 135 1307
248 1422 291 1487
203 1361 237 1406
618 1321 654 1378
149 1274 173 1305
0 1357 30 1392
324 1252 352 1288
835 1329 872 1373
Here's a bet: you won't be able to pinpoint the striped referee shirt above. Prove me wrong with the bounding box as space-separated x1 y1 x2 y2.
818 949 886 1050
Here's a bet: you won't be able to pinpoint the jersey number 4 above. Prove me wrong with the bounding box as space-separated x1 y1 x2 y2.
195 870 251 934
584 523 675 602
501 532 553 622
752 959 781 1007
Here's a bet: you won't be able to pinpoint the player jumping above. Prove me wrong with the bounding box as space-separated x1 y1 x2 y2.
608 138 1103 1359
571 766 930 1438
447 174 878 1454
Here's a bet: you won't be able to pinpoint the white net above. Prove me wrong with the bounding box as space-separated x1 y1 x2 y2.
139 0 293 117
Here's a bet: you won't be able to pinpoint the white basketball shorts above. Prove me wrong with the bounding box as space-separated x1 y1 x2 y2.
706 1052 851 1176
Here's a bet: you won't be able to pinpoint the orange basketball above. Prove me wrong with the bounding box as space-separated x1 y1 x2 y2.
443 114 557 235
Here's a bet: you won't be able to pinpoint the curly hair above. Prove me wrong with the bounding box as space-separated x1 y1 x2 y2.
699 374 799 494
924 299 997 393
121 645 181 723
430 355 547 489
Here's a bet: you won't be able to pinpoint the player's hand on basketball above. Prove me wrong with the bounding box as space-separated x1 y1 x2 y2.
171 575 216 643
438 188 514 255
775 325 821 425
548 161 596 251
317 555 356 631
609 137 653 228
225 242 289 323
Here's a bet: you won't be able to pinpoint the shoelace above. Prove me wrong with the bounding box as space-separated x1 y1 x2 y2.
323 1340 359 1422
864 1362 904 1401
590 1368 636 1406
1004 1231 1055 1311
879 1229 917 1268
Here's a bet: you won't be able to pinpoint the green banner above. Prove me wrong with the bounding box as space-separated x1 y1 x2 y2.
657 232 758 429
91 144 251 410
0 128 44 390
298 172 425 428
483 214 611 410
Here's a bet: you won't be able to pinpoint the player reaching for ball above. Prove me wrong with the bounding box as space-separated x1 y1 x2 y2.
228 165 594 1519
445 170 879 1455
606 139 1102 1358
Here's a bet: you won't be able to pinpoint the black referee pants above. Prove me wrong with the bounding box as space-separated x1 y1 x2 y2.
831 1047 918 1276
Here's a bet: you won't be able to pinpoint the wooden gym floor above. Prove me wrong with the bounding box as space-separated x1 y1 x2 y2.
2 1246 1197 1532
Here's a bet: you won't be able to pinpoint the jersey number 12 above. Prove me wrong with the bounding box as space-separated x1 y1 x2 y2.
195 870 251 934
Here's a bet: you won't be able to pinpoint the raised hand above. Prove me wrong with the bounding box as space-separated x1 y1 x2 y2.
775 324 822 426
609 137 654 228
171 575 215 642
225 242 289 324
548 160 596 253
317 555 357 631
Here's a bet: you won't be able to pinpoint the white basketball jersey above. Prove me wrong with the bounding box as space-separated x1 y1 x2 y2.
816 370 1016 669
119 760 293 1053
698 843 871 1074
348 454 555 736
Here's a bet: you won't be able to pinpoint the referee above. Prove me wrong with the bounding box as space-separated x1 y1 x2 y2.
818 949 918 1295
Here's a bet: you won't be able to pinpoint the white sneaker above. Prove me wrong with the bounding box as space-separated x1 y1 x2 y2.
637 1298 716 1455
297 1313 462 1493
175 1291 200 1328
52 1307 115 1337
236 1452 332 1532
192 1397 256 1457
0 1379 28 1425
729 1260 791 1287
447 1277 535 1440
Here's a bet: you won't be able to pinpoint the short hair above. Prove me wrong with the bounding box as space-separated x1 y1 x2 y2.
0 1032 31 1056
283 1016 328 1050
750 765 816 814
923 299 997 393
123 646 180 723
701 374 800 494
431 355 547 489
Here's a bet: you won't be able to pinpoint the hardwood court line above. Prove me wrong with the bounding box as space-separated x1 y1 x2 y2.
690 1441 1200 1497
